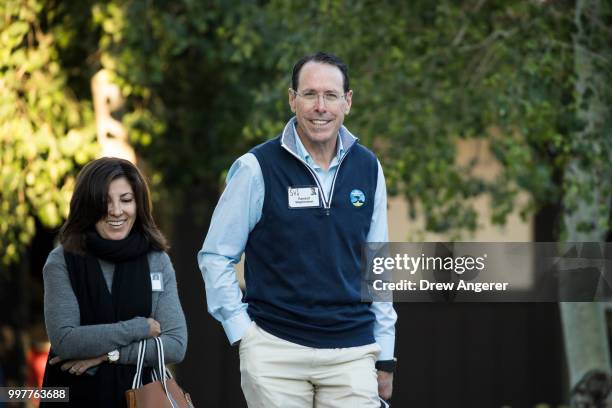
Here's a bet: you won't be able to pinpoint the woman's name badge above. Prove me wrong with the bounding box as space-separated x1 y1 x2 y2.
288 186 321 208
150 273 164 292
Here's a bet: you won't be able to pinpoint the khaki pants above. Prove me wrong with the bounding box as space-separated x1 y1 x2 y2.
239 322 380 408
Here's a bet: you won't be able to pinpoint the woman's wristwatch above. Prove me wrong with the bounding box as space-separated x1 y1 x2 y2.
375 358 397 373
107 349 120 363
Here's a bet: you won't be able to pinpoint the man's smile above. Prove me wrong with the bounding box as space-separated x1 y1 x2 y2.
309 119 333 127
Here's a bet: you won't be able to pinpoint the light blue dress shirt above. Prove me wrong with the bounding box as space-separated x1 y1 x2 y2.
198 118 397 360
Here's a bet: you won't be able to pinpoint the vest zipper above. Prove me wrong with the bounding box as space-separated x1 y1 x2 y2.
281 141 355 213
325 147 352 210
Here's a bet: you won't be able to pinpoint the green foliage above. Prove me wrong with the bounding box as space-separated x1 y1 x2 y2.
0 0 97 264
89 0 267 189
2 0 611 264
561 0 612 240
232 0 589 236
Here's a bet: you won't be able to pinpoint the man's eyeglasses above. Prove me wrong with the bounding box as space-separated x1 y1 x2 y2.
291 89 346 106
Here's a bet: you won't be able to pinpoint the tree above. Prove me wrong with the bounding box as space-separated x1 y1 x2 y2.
0 0 99 388
0 0 98 266
560 0 612 404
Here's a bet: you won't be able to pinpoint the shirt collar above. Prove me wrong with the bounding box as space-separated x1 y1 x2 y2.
280 117 356 169
293 123 345 169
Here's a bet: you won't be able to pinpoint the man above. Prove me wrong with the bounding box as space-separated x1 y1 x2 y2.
198 52 397 407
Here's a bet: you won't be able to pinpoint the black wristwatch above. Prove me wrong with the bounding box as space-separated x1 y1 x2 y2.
375 358 397 373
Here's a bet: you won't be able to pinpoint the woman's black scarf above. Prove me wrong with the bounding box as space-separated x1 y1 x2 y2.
42 229 152 408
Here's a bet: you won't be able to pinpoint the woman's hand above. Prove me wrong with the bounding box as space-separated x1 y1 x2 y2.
146 317 161 337
49 355 107 375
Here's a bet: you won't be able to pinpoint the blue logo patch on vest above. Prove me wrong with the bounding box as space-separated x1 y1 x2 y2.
350 189 366 207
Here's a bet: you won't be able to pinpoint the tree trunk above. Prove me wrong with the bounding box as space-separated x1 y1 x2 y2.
560 0 612 405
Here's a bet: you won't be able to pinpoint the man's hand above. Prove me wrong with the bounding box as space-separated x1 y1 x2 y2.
377 370 394 400
49 355 107 375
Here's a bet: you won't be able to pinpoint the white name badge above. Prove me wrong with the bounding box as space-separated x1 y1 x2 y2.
288 186 321 208
150 272 164 292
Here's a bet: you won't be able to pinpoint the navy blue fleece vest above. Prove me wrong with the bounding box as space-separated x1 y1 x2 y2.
245 135 378 348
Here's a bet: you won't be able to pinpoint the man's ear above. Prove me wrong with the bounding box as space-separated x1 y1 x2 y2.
344 90 353 115
288 88 296 113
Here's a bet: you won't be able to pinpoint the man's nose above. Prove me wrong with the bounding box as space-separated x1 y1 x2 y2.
313 95 327 111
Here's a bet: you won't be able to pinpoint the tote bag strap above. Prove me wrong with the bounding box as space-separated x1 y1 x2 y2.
131 339 147 389
150 337 166 382
153 336 176 408
152 338 174 381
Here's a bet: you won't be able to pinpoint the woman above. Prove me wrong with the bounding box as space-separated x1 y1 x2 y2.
41 157 187 407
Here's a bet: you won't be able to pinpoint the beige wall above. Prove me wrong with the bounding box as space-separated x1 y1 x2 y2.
389 137 532 242
388 194 532 243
